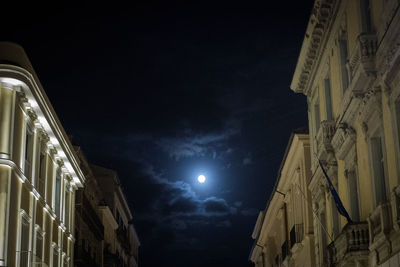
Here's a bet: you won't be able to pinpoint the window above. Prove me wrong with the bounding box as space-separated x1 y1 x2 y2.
339 38 349 93
396 100 400 149
33 226 44 265
64 185 70 229
63 256 69 267
37 145 47 197
360 0 372 33
330 197 340 238
52 244 59 267
371 136 387 206
346 170 360 221
324 77 333 121
18 211 31 267
319 211 327 264
55 167 62 218
314 103 321 133
24 125 34 181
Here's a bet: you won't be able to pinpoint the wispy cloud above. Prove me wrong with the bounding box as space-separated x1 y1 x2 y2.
156 120 240 161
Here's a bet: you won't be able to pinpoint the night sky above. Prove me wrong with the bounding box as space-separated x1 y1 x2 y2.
3 1 313 266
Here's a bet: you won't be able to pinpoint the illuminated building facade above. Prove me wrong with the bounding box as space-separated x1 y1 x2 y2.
291 0 400 266
0 43 85 266
250 131 315 267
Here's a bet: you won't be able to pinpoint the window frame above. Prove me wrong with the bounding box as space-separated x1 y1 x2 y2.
37 136 48 198
52 242 60 267
33 225 44 265
368 133 389 207
17 210 31 267
23 119 34 182
338 37 349 94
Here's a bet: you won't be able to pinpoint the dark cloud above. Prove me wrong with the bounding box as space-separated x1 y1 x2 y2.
156 121 240 161
165 196 200 214
203 197 230 214
216 220 232 228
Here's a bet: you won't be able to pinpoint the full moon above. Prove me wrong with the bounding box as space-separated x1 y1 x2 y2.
197 175 206 183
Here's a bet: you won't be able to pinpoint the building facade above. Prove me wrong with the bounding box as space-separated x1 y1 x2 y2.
0 43 86 266
92 165 140 267
250 131 315 267
291 0 400 266
74 147 105 267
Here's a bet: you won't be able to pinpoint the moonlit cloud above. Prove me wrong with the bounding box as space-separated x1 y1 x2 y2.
156 121 240 161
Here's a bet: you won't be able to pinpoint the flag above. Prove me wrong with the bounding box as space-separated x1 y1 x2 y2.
318 159 352 223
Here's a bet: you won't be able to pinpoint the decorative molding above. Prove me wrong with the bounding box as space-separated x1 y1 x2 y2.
26 109 38 122
0 62 86 187
358 87 382 125
290 0 338 95
348 33 378 83
316 120 336 161
331 123 356 160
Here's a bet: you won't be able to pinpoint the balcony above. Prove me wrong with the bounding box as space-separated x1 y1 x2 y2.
331 123 356 160
290 223 304 253
316 120 336 161
74 244 99 267
327 222 369 266
104 244 123 267
75 192 104 241
347 33 377 95
116 225 131 252
368 201 392 264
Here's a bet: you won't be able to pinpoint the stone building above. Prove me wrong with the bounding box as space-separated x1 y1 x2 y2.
91 165 140 267
0 42 85 266
73 147 105 267
290 0 400 266
250 130 315 267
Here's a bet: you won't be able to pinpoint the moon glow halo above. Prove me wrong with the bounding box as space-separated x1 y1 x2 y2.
198 175 206 183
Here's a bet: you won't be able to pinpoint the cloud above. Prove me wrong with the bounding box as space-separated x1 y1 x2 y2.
203 197 230 214
135 161 237 219
234 201 242 207
242 152 253 165
171 220 188 230
156 121 240 161
165 196 200 214
216 220 232 228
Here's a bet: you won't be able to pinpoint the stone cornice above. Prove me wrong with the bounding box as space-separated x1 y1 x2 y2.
290 0 339 95
0 59 85 187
